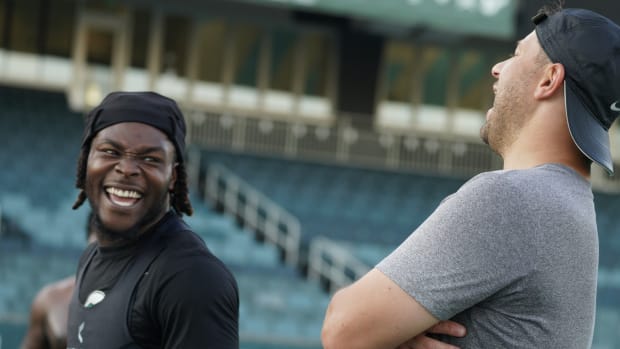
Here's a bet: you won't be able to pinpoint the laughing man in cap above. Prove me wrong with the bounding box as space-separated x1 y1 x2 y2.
68 92 238 348
322 5 620 349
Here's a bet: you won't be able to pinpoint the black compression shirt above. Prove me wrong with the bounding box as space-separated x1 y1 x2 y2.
76 212 239 348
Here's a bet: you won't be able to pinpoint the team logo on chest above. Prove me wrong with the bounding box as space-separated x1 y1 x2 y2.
84 290 106 308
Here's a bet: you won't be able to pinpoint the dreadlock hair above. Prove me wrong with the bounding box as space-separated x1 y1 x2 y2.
72 146 89 211
171 161 193 216
72 144 194 216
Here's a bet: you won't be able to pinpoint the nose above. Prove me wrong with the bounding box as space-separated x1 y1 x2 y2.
491 60 505 79
115 156 140 177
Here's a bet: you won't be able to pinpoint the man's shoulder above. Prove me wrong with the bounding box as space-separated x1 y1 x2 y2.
152 227 237 283
42 276 75 296
156 224 212 259
33 276 75 307
464 164 580 197
458 169 521 200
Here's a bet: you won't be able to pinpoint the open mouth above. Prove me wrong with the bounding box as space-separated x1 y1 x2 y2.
105 187 143 207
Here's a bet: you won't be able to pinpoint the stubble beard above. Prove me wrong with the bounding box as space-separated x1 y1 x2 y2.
89 191 170 244
480 86 527 157
481 58 543 157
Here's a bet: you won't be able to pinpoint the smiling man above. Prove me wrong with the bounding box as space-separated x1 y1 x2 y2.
322 5 620 349
68 92 238 348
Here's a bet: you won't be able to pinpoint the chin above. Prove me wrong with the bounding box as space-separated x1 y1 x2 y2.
479 126 490 145
96 204 167 243
94 212 143 242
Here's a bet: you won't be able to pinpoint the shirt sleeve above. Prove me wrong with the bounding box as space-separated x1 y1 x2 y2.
156 255 239 348
376 172 536 320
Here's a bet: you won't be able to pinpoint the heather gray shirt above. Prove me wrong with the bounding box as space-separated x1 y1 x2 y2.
377 164 598 348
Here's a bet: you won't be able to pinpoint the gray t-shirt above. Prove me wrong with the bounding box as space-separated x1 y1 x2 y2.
377 164 598 348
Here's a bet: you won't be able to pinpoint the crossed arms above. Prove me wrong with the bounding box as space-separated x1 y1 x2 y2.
322 268 465 349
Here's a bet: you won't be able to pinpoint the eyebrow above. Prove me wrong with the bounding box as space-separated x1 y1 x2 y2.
97 139 167 155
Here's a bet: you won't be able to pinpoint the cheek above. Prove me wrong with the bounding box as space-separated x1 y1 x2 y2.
84 156 98 185
146 167 175 193
85 157 108 182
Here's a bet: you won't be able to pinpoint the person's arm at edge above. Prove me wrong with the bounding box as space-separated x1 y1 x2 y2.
322 268 441 349
20 287 51 349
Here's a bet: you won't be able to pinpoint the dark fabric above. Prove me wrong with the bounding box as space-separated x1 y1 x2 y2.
69 212 239 349
67 232 162 349
81 92 187 162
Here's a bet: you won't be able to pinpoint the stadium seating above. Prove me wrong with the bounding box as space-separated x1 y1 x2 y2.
0 243 81 314
0 240 82 348
0 85 87 248
201 150 465 249
202 150 620 266
200 149 465 278
185 199 327 347
593 192 620 269
0 85 82 204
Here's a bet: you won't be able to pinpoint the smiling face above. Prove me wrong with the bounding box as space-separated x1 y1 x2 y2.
85 122 177 243
481 30 547 155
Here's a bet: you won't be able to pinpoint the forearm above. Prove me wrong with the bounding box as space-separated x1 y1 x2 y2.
322 290 403 349
322 270 439 349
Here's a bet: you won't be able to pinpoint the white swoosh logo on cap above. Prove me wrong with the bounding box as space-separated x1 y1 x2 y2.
611 101 620 112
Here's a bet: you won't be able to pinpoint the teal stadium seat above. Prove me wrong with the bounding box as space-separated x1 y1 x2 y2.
0 85 86 248
184 199 327 347
201 150 464 248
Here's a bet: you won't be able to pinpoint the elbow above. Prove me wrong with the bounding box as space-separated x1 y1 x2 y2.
321 316 348 349
321 292 363 349
322 318 367 349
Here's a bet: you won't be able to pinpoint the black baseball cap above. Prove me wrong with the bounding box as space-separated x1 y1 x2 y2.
534 8 620 174
81 91 187 163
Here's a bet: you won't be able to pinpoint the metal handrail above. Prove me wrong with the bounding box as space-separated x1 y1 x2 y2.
308 236 371 293
205 163 301 267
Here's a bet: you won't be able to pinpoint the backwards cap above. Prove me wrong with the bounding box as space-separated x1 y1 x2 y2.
81 91 187 162
534 8 620 174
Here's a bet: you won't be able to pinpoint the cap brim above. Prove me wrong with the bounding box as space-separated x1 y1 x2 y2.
564 81 614 174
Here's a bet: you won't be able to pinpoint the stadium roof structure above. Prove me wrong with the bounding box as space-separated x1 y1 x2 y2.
233 0 517 40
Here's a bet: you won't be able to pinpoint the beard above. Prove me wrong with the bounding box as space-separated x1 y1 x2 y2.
92 207 163 244
89 192 170 244
481 60 543 155
480 85 531 156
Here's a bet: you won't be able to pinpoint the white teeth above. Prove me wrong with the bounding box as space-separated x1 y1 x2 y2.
106 187 142 199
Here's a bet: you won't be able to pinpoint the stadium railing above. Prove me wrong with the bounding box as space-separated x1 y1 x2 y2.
186 111 500 179
185 110 620 193
308 237 370 293
204 163 301 267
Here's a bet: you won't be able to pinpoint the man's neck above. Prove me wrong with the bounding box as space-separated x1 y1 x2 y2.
501 135 591 179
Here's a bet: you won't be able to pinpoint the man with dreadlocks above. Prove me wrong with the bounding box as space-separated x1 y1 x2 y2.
67 91 238 348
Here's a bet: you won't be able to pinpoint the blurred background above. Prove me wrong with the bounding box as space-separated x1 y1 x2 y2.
1 0 619 348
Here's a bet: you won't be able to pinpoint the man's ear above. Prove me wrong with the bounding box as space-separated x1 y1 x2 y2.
534 63 565 100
